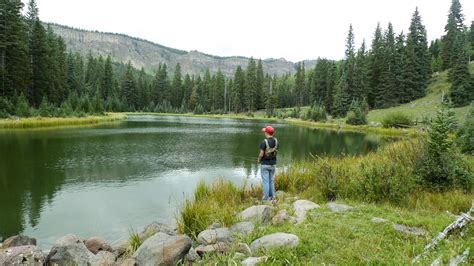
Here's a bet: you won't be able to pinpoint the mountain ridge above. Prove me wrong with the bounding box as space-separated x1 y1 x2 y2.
46 23 317 77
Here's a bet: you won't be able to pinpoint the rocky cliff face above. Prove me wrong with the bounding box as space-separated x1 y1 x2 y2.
48 23 316 76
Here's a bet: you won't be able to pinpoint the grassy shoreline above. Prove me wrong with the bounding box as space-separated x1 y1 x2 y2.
177 139 474 264
126 112 418 136
0 113 126 129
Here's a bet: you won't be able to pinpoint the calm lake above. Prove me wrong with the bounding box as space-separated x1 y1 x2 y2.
0 115 389 248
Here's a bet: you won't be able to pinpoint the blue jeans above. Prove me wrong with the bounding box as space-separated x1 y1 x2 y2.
260 164 276 201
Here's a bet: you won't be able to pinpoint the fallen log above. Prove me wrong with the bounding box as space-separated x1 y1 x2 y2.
413 200 473 263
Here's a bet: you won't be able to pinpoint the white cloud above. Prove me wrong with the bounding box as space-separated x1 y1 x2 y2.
26 0 474 62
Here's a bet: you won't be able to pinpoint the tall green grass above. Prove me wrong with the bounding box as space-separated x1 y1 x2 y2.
0 113 126 129
177 179 261 238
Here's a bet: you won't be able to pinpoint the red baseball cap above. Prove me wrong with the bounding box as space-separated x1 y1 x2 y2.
262 126 275 135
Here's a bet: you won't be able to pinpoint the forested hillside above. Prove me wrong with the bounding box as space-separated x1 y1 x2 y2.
0 0 473 119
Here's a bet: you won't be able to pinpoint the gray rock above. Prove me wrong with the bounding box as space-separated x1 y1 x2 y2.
116 258 136 266
235 242 252 256
195 242 228 256
250 233 299 251
272 209 291 225
2 235 37 248
90 250 116 266
393 224 427 236
46 234 94 265
139 222 176 242
241 256 268 266
240 205 275 223
185 247 200 262
293 200 320 223
197 228 232 245
230 222 255 236
0 245 45 265
372 217 388 223
234 252 246 259
206 222 222 230
133 232 191 265
327 202 353 212
85 237 113 255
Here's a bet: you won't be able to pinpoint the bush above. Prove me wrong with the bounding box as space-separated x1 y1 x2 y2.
0 96 14 118
418 106 473 191
15 93 31 117
305 103 327 122
193 104 204 114
39 96 51 117
346 110 367 125
346 99 367 125
381 112 413 128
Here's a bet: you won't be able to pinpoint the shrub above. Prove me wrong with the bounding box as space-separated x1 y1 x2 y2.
39 96 51 117
0 96 14 118
381 112 413 128
193 104 204 114
15 93 31 117
305 103 327 122
418 105 473 191
346 99 367 125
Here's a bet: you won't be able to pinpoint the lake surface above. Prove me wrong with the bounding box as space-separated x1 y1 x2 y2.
0 115 389 248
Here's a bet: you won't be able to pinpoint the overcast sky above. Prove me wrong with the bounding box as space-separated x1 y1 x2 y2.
25 0 474 62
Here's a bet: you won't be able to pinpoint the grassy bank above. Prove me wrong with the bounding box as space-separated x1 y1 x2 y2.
177 139 474 264
367 70 471 124
0 113 126 129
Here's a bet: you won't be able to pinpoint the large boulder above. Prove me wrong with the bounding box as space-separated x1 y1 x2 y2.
293 200 320 223
240 205 274 224
197 228 232 245
89 250 116 266
250 233 299 251
46 234 94 265
2 235 37 248
0 245 45 265
133 232 192 265
327 202 353 212
230 222 255 236
84 237 113 255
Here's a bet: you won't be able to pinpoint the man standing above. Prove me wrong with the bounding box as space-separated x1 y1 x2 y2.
258 125 279 203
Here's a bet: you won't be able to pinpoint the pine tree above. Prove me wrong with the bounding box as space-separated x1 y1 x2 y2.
213 69 225 110
245 58 258 112
353 40 369 103
26 0 39 30
256 59 264 109
101 55 113 100
121 62 138 110
29 20 50 107
232 65 245 113
1 0 30 99
171 63 182 107
294 62 306 106
441 0 465 70
376 23 397 107
449 34 472 106
404 7 429 101
368 23 384 107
